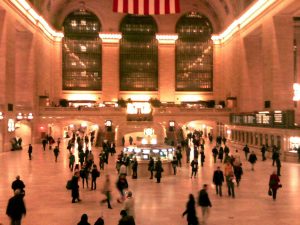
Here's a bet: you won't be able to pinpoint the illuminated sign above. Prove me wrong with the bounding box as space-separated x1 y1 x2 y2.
127 102 152 114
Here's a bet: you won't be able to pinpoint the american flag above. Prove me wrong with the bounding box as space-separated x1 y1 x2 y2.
113 0 180 15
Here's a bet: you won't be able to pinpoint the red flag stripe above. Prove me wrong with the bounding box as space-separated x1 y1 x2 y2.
113 0 180 14
165 0 170 14
134 0 139 14
123 0 128 13
144 0 149 15
113 0 118 12
175 0 180 14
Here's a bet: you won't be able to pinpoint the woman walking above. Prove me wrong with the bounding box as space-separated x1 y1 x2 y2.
269 171 281 200
100 175 112 209
182 194 199 225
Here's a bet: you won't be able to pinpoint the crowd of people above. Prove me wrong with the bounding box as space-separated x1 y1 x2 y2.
5 130 284 225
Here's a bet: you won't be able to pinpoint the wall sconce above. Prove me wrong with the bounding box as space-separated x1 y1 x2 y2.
0 112 4 120
105 120 112 132
27 113 33 120
169 120 175 132
16 113 23 120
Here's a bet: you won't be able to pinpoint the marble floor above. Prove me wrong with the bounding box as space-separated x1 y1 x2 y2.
0 140 299 225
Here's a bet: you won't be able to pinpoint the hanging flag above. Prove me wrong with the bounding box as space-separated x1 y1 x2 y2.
113 0 180 15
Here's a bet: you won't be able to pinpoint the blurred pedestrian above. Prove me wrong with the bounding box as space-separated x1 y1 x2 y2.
198 184 212 225
6 189 26 225
28 144 32 160
182 194 198 225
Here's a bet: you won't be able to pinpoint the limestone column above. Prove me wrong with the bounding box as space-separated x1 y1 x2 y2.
157 35 176 102
100 33 121 102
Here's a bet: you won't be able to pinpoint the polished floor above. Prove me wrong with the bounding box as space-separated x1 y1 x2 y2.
0 140 299 225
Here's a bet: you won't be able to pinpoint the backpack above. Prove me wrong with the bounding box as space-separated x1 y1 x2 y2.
66 180 73 190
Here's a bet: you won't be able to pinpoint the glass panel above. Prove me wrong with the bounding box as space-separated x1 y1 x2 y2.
62 10 101 90
120 15 158 91
176 12 213 91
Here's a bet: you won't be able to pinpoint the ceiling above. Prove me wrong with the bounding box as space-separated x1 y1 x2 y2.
28 0 255 32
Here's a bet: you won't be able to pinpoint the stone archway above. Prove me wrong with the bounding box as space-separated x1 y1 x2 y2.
115 122 166 146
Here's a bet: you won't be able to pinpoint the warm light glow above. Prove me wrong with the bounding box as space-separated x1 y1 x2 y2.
144 128 154 136
8 119 15 132
91 124 99 130
127 102 152 114
156 34 178 44
81 122 88 127
129 95 151 101
105 120 112 127
16 113 23 120
0 112 4 120
99 33 122 43
8 0 64 41
27 113 33 120
150 139 157 144
179 95 201 102
66 93 98 101
293 83 300 101
69 124 74 129
290 137 300 144
141 139 147 145
169 121 175 127
212 0 277 44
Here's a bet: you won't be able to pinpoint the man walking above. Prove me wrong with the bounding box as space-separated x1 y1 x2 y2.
6 189 26 225
213 167 224 196
28 144 32 160
198 184 212 225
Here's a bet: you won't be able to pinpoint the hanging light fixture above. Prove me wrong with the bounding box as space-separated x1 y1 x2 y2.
27 113 34 120
16 113 23 120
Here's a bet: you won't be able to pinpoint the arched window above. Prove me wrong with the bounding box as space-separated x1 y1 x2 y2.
62 10 101 90
176 12 213 91
120 15 158 91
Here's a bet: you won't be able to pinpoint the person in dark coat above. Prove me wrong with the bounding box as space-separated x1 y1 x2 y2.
94 217 104 225
212 146 218 163
248 151 257 171
77 214 91 225
118 210 135 225
78 213 90 225
269 171 281 200
11 176 25 196
218 147 224 163
243 144 250 160
71 171 81 203
198 184 212 224
53 146 59 162
91 164 100 190
6 189 26 225
213 166 224 196
117 175 128 203
154 158 163 183
129 136 133 145
171 156 178 175
148 157 155 179
42 139 47 151
200 150 205 167
182 194 198 225
131 158 138 179
276 158 281 176
176 148 182 167
122 136 125 147
272 149 279 166
28 144 33 160
233 163 243 187
261 145 267 161
190 158 198 178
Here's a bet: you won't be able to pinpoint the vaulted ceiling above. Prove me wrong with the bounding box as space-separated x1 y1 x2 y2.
28 0 255 32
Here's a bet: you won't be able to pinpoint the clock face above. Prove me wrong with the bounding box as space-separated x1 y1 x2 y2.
144 128 154 136
105 120 112 127
169 121 175 127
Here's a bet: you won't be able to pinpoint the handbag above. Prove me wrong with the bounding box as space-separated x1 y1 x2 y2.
66 180 73 190
268 189 272 196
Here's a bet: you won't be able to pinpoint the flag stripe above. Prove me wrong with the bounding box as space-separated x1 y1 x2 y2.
113 0 180 14
165 0 170 14
113 0 118 12
175 0 180 13
134 0 139 14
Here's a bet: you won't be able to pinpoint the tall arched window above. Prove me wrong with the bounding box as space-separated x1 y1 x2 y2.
62 10 101 90
120 15 158 91
176 12 213 91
